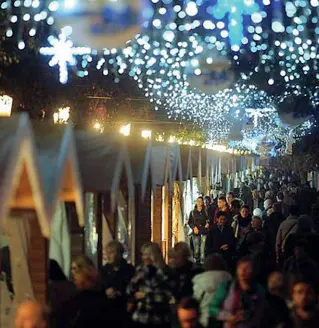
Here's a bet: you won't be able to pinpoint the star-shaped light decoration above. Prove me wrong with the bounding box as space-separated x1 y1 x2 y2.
40 29 91 84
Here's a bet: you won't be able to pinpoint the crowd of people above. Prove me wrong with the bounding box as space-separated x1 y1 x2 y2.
11 169 319 328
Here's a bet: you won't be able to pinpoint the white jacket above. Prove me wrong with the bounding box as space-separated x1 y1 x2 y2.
192 270 232 327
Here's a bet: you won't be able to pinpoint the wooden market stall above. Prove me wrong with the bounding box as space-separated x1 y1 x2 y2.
0 115 84 328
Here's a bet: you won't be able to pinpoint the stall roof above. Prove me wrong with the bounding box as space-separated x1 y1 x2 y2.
75 131 134 208
0 115 50 237
32 122 85 227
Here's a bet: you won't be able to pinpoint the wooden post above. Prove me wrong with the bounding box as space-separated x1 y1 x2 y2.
134 184 151 264
151 185 162 246
95 193 102 270
28 215 48 304
162 184 173 263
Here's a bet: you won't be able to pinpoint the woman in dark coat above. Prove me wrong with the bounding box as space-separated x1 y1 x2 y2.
101 241 135 326
54 256 115 328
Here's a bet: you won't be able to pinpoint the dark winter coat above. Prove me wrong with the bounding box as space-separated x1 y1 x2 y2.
205 225 235 261
264 212 285 252
54 289 114 328
101 259 135 296
189 208 209 235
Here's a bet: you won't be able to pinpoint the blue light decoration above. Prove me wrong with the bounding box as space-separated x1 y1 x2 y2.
0 0 316 156
211 0 260 49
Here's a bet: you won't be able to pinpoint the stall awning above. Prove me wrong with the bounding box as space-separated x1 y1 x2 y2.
32 122 85 227
75 131 134 207
0 115 50 237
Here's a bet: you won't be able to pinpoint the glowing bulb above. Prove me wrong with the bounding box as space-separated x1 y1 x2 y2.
18 41 25 50
141 130 152 139
119 123 131 136
185 1 198 16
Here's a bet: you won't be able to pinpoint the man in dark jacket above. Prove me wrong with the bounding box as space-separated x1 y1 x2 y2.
264 203 285 268
189 197 209 264
205 211 234 268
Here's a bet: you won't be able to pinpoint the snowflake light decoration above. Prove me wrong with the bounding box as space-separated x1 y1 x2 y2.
39 30 91 84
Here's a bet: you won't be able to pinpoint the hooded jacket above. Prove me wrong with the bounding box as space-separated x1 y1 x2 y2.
276 215 298 255
193 271 232 327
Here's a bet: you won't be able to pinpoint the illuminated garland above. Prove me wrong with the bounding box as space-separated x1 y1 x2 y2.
0 0 316 155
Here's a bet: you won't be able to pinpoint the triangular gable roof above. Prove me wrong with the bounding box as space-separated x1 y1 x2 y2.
0 114 50 237
127 139 152 201
32 123 85 227
167 144 182 193
75 131 134 210
150 143 170 192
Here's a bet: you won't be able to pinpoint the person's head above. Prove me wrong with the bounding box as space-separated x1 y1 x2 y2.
297 215 312 234
196 196 204 209
272 203 281 214
73 265 99 291
240 205 250 218
258 189 266 200
277 192 284 202
174 242 191 268
253 208 263 218
252 189 259 200
289 205 299 216
226 192 234 205
104 240 124 264
48 259 67 282
236 257 254 284
216 211 227 227
168 248 176 269
291 280 318 312
204 253 227 272
264 198 273 210
141 242 165 269
71 255 95 280
251 216 262 230
15 301 49 328
177 298 201 328
204 196 211 208
218 196 227 209
230 199 242 213
268 272 285 298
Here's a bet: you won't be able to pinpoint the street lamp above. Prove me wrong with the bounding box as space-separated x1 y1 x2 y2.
0 95 13 117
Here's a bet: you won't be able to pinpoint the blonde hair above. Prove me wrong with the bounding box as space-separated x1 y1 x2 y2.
72 255 94 271
73 266 99 291
105 240 124 257
141 242 166 269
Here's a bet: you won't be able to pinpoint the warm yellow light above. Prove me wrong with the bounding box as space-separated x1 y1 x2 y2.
93 122 104 133
0 95 13 117
94 122 101 130
212 145 227 152
119 123 131 136
168 135 176 143
189 140 196 146
53 107 70 124
141 129 152 139
156 134 165 142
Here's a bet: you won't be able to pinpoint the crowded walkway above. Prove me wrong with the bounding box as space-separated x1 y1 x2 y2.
7 169 319 328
